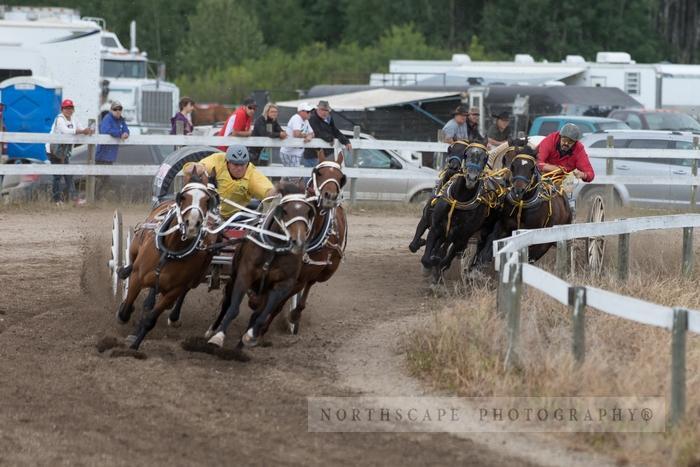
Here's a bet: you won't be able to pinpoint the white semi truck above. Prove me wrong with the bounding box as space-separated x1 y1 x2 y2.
0 5 179 132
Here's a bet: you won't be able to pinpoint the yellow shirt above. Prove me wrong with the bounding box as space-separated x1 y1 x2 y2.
185 152 274 219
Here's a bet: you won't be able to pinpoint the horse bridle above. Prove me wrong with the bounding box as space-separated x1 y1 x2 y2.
510 154 539 189
272 194 316 236
311 161 345 207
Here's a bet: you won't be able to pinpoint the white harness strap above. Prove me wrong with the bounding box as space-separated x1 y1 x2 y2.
312 161 343 198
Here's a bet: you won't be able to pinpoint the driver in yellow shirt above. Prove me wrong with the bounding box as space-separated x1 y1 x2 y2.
185 144 275 219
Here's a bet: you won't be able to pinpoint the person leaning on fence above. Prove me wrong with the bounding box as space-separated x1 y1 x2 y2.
486 111 512 149
217 96 256 150
46 99 94 205
303 100 351 167
280 102 314 168
95 101 130 197
184 144 276 219
170 96 195 135
250 102 287 166
442 105 471 144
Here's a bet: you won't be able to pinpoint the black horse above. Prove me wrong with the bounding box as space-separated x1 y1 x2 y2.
420 143 493 278
409 141 470 253
491 147 573 262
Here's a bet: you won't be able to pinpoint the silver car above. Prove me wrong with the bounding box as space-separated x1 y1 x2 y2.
577 130 698 208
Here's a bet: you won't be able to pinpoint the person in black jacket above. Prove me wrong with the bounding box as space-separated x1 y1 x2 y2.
303 100 352 166
250 103 287 166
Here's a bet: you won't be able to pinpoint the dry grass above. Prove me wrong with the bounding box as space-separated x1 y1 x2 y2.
408 229 700 467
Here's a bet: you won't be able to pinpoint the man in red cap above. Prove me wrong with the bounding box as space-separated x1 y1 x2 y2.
46 99 94 205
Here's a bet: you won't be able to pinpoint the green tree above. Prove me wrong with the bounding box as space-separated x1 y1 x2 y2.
176 0 265 77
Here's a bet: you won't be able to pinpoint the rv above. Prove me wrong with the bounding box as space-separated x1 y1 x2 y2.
372 52 700 118
0 5 179 132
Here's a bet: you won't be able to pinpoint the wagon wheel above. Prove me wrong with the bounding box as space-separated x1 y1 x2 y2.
109 210 123 297
585 194 606 275
122 227 133 301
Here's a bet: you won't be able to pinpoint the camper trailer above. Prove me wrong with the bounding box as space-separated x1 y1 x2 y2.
0 5 179 132
372 52 700 118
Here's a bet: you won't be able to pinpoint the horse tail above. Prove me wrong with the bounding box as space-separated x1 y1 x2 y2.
117 264 133 279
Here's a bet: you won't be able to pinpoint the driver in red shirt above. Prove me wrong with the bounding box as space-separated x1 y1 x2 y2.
537 123 595 182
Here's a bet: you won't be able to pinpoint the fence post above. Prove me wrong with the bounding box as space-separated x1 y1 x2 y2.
435 129 445 169
86 118 97 204
692 136 699 212
349 125 360 206
497 251 508 317
605 135 615 209
569 286 586 365
670 307 688 427
504 251 523 370
617 232 630 281
682 227 694 278
556 239 570 278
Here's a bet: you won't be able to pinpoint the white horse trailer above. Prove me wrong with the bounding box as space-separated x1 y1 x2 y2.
0 5 179 132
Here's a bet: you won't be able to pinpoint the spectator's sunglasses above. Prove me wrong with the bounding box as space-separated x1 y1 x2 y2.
247 105 257 110
113 107 123 111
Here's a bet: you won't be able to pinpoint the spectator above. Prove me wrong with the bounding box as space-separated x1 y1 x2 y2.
486 111 513 149
466 106 484 142
280 102 313 168
441 104 470 144
217 96 256 150
96 101 130 197
46 99 93 205
250 103 287 166
170 96 195 135
304 100 351 167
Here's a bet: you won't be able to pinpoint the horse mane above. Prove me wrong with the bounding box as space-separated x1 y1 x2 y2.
515 145 537 158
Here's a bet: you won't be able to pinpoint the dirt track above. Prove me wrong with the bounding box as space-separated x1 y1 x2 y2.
0 205 540 466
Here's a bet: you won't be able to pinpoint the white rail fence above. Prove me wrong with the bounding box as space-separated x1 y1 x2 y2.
493 214 700 426
3 132 700 204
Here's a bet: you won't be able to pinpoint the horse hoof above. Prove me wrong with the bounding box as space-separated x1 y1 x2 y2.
207 331 225 348
125 334 137 345
288 321 299 335
241 329 258 348
115 309 128 325
167 318 182 328
408 242 419 253
203 327 214 339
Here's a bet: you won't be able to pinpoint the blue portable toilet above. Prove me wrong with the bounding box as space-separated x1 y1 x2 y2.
0 77 62 161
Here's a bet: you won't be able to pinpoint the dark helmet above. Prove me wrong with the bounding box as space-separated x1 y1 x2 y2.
560 123 582 142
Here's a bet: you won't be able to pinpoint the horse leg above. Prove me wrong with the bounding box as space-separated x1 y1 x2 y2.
167 289 189 328
421 224 444 269
528 243 553 263
116 272 142 324
204 277 234 339
207 274 249 348
128 289 181 350
408 203 431 253
288 282 313 335
241 284 293 348
143 288 156 311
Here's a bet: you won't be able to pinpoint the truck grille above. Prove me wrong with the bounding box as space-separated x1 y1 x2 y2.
142 90 173 125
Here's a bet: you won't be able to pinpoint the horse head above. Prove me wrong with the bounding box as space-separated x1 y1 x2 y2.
462 142 489 188
311 151 346 210
274 182 316 254
508 147 539 201
177 163 217 240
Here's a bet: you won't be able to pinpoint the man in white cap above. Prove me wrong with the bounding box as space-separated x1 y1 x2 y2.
280 102 314 167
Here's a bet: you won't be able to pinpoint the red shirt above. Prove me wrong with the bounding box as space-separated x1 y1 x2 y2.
536 131 595 182
217 106 253 149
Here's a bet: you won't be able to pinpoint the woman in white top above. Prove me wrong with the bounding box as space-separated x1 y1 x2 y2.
46 99 93 204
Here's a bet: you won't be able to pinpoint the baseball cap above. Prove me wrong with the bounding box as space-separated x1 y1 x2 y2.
493 111 511 120
297 102 313 112
110 101 123 110
225 144 250 165
243 97 256 107
452 104 469 116
61 99 75 109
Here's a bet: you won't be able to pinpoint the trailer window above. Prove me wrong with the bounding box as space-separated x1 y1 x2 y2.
0 69 32 82
102 60 146 79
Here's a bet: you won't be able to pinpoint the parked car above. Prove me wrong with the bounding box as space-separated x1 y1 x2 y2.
529 115 630 137
1 145 172 202
607 109 700 132
575 130 698 209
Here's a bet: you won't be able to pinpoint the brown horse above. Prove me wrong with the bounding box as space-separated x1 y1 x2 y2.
205 183 316 350
116 164 218 350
